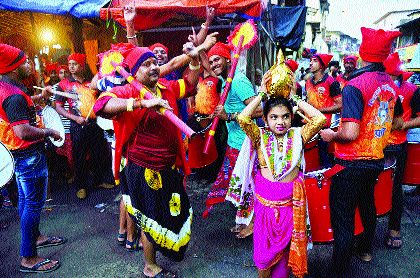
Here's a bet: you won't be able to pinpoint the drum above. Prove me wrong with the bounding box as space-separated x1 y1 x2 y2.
42 106 65 147
305 168 364 243
97 116 114 131
304 136 321 172
187 114 218 169
0 142 14 189
374 158 396 216
402 142 420 185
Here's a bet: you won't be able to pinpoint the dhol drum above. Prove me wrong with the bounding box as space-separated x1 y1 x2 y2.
187 114 218 169
0 142 14 189
402 142 420 186
304 135 321 172
42 106 65 147
305 168 364 243
374 158 396 216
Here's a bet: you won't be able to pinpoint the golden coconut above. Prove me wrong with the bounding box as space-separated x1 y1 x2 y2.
266 49 293 99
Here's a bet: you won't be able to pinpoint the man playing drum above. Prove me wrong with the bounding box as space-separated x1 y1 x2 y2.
336 55 358 89
203 42 262 238
53 53 115 199
320 27 403 276
306 53 342 168
0 44 65 273
383 52 420 249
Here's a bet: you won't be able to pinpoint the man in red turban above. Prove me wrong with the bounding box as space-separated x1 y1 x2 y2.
306 53 341 167
336 55 359 89
383 52 420 250
204 41 262 239
93 46 201 277
0 44 64 273
320 27 402 275
52 53 115 200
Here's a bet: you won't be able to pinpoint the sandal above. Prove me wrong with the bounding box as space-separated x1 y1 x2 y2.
36 236 67 249
117 232 127 246
125 237 142 252
19 259 60 273
144 268 178 278
385 234 402 249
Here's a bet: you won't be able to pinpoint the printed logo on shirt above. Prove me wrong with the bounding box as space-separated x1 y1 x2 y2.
368 84 396 107
317 87 326 94
374 101 392 138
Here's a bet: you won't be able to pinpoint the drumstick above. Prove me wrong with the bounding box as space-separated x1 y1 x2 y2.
85 104 94 121
295 109 310 122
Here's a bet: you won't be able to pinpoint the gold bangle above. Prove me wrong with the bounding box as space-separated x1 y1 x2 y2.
189 62 201 71
126 98 134 112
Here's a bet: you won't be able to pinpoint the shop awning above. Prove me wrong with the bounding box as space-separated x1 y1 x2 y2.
0 0 110 18
100 0 263 31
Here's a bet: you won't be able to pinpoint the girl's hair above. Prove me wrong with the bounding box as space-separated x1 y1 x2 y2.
262 97 293 119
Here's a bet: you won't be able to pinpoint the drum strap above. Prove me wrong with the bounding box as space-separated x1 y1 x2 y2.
323 164 346 180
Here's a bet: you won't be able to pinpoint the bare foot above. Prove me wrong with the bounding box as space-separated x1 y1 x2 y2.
236 222 254 239
230 224 245 233
21 256 58 271
143 264 162 277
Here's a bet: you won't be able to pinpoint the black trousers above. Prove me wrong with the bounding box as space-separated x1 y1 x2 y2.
384 142 407 231
70 121 114 190
330 165 381 275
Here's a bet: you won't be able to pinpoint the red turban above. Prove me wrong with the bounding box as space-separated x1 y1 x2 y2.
68 53 87 68
58 65 68 72
124 47 156 75
359 27 401 63
313 54 333 69
343 55 358 67
208 42 231 60
384 52 403 76
45 62 58 74
0 43 27 74
149 43 169 55
285 59 299 73
402 71 414 82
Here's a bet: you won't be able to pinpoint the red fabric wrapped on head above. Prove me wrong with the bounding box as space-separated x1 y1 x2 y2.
384 52 403 76
58 65 68 72
68 53 87 68
313 54 333 69
343 55 358 67
123 47 156 75
359 27 401 63
149 43 169 55
45 62 58 74
0 43 27 74
207 42 231 60
285 59 299 73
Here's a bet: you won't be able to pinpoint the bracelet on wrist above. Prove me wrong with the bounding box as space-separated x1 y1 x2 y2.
189 62 201 71
127 98 135 112
290 94 302 106
126 34 137 39
201 23 209 29
258 91 267 101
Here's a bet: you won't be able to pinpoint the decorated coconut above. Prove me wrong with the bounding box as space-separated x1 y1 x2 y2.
266 49 293 98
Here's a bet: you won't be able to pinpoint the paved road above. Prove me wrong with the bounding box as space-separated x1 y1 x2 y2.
0 174 419 277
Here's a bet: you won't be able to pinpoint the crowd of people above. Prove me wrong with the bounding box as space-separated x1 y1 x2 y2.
0 5 419 278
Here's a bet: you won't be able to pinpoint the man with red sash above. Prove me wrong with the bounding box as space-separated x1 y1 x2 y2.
0 44 65 273
320 28 402 276
306 53 341 167
383 52 420 249
94 46 200 277
336 55 358 89
54 53 115 199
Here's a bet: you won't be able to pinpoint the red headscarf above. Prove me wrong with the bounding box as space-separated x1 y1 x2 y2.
149 43 169 55
343 55 358 67
124 47 156 75
45 62 58 74
285 59 299 73
208 42 231 60
58 65 68 72
359 27 401 63
0 43 27 74
313 54 333 69
68 53 87 68
384 52 403 76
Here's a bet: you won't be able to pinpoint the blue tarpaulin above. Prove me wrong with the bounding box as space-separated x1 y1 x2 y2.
0 0 110 18
266 5 307 50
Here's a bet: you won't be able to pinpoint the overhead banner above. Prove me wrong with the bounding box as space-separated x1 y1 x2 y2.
100 0 263 31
